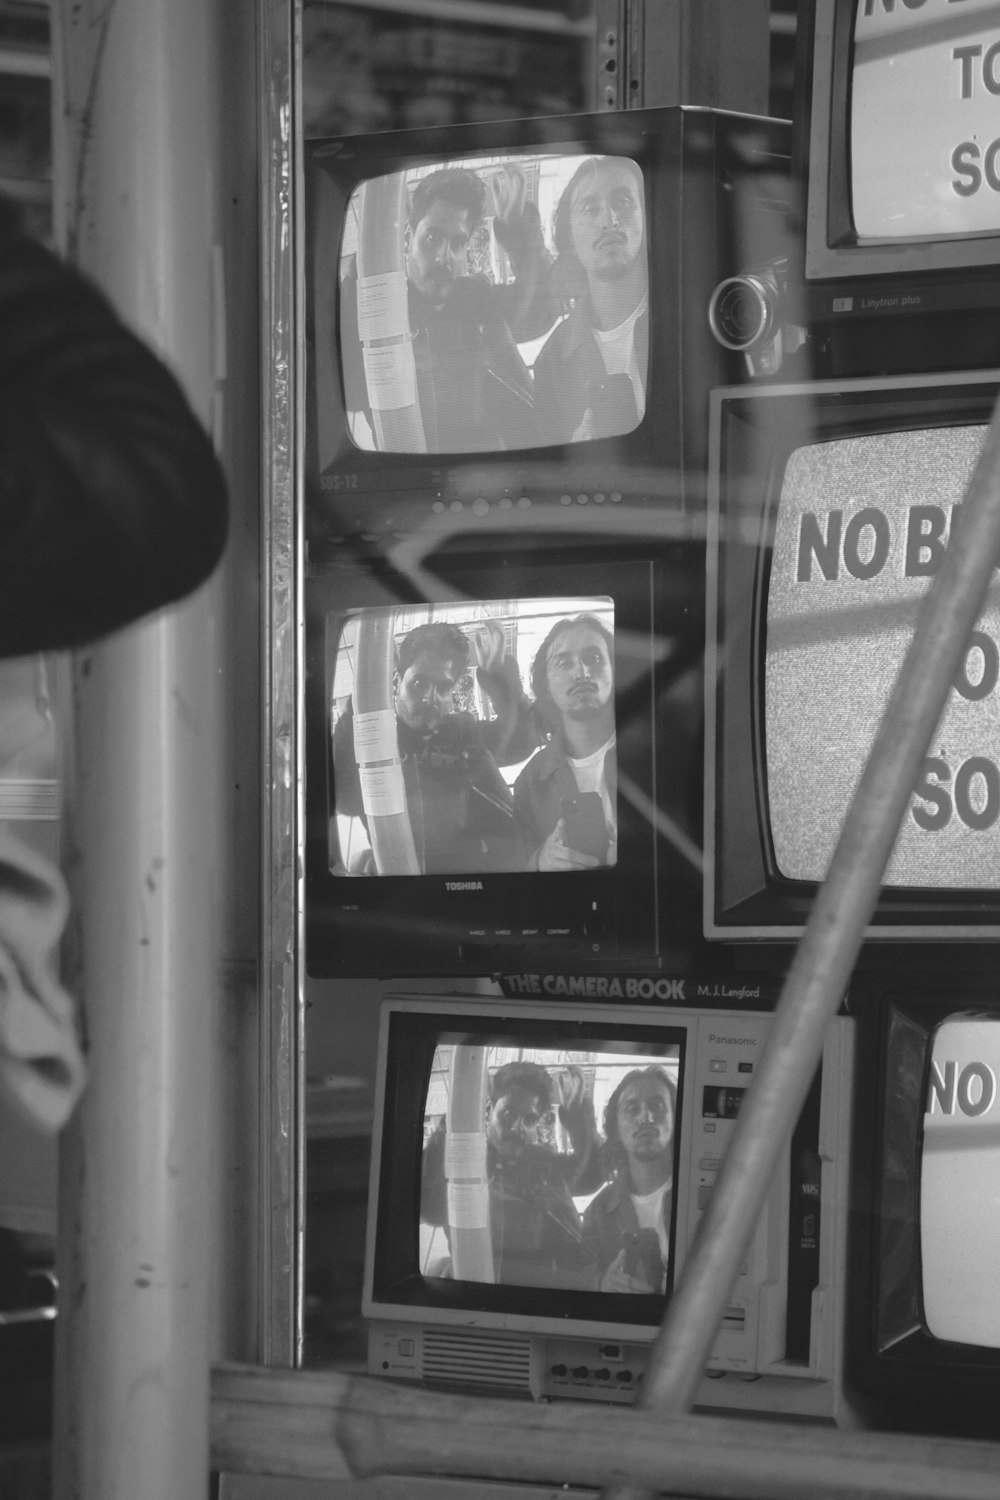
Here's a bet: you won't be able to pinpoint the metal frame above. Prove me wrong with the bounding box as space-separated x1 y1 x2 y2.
593 0 769 112
253 0 775 1373
258 0 304 1367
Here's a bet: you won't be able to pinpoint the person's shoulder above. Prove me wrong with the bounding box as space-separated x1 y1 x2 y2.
515 739 564 783
533 312 576 370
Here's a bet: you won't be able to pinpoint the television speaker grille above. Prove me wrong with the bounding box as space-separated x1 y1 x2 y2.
421 1328 532 1394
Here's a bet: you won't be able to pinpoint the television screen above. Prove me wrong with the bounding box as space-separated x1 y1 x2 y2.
417 1031 680 1295
337 151 649 456
765 422 994 888
706 368 1000 941
794 0 1000 371
920 1012 1000 1346
851 0 1000 242
328 594 617 880
848 977 1000 1435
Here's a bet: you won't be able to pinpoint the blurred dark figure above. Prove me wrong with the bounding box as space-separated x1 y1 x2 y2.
0 196 228 1133
0 197 227 654
0 194 229 1444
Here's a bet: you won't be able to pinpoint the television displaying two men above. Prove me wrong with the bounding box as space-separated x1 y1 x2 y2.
336 150 649 455
418 1039 679 1295
328 596 617 878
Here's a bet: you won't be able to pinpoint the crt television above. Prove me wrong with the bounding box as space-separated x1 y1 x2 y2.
705 367 1000 944
304 535 707 978
303 105 791 541
794 0 1000 374
363 993 854 1423
847 973 1000 1437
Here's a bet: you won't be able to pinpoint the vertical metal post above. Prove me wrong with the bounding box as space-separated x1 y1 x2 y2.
594 0 771 113
258 0 302 1370
49 0 229 1495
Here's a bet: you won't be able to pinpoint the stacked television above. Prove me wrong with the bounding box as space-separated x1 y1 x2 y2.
301 0 1000 1438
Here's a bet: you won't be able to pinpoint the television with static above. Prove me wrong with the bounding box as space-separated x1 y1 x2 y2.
706 367 1000 944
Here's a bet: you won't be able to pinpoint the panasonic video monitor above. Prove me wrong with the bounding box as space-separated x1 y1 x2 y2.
363 993 854 1422
795 0 1000 374
706 367 1000 944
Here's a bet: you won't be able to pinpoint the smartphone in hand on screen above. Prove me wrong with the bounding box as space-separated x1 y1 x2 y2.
560 792 610 862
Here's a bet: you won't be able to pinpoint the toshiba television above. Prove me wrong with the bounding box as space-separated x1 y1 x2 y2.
847 975 1000 1436
363 993 855 1423
304 105 790 541
706 367 1000 945
304 536 707 978
795 0 1000 374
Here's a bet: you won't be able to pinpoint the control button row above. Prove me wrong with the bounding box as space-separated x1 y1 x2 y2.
426 491 625 515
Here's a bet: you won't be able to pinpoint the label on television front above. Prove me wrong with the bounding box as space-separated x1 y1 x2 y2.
852 0 1000 240
765 421 1000 889
498 973 779 1004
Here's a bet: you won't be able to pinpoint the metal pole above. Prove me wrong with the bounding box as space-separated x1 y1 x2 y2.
594 0 770 112
50 0 227 1495
603 400 1000 1500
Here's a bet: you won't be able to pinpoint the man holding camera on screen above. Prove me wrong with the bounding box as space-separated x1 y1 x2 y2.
514 614 617 872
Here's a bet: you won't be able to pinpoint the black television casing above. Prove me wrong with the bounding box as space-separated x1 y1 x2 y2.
303 107 791 979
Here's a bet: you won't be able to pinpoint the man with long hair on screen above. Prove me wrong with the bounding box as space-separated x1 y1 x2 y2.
533 155 648 445
514 613 617 872
583 1066 676 1295
342 164 557 453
